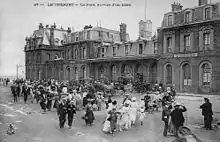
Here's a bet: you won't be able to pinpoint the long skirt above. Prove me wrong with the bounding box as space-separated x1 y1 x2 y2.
103 120 111 132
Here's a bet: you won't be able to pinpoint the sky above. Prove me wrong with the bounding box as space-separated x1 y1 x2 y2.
0 0 199 76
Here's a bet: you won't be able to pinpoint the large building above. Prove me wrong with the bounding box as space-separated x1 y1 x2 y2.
157 0 220 94
24 0 220 94
24 20 158 83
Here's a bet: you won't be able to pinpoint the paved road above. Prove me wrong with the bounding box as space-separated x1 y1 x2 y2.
0 86 220 142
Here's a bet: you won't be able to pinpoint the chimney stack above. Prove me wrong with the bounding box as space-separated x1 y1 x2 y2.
119 23 127 42
171 2 183 12
198 0 208 6
67 27 71 33
50 24 55 46
39 23 44 29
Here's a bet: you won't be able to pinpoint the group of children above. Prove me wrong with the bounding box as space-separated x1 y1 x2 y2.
102 95 146 135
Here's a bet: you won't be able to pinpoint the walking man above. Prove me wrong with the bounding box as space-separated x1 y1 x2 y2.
67 100 76 129
170 102 187 137
200 98 213 130
58 98 67 128
162 102 172 136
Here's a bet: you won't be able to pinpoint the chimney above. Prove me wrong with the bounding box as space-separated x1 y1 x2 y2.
171 2 183 12
50 25 55 46
198 0 208 6
67 27 71 34
39 23 44 29
119 23 127 42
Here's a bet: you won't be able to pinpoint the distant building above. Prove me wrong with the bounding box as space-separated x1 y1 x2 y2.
157 0 220 93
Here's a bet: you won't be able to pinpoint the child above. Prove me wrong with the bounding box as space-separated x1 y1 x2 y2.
109 108 118 134
7 123 15 135
138 106 145 125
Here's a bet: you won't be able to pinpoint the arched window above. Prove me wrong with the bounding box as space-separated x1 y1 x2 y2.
137 65 141 73
111 65 117 81
99 66 104 78
151 64 157 84
73 67 77 79
54 54 59 59
74 48 78 59
124 65 130 74
166 64 172 84
81 66 86 79
66 67 70 80
202 63 211 85
182 63 191 86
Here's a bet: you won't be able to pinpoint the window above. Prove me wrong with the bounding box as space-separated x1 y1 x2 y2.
98 31 102 40
185 11 192 23
82 47 86 59
74 48 78 59
183 63 191 86
113 47 116 56
75 33 79 41
111 65 117 81
139 44 143 55
125 45 129 55
203 33 210 50
47 54 51 61
168 15 173 26
101 47 105 57
166 64 172 84
82 67 86 79
71 48 74 59
107 32 110 39
167 37 172 53
204 7 211 20
67 48 70 60
184 35 191 52
110 34 114 41
202 63 211 85
54 54 59 59
154 42 158 54
62 52 64 59
124 65 130 74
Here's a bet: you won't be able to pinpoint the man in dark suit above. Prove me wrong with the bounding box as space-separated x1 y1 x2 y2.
200 98 213 130
171 102 187 137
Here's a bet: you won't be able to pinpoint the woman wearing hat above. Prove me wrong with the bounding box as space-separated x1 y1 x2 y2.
83 100 95 126
130 97 138 125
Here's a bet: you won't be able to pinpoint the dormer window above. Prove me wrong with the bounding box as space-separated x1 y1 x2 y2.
125 45 129 56
113 46 117 56
75 33 79 41
204 6 212 20
167 15 173 26
185 11 192 23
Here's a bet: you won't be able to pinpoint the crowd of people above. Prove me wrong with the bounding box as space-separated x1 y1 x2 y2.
7 78 213 140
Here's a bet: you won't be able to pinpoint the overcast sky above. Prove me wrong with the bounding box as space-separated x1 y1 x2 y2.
0 0 200 76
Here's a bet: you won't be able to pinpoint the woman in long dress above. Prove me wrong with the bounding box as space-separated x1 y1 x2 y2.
130 97 138 125
84 101 95 126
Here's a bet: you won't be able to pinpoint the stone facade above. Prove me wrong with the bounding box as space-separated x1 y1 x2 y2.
157 1 220 94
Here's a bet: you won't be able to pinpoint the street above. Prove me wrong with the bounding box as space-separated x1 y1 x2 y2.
0 86 220 142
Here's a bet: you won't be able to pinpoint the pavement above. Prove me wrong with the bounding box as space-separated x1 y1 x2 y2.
0 86 220 142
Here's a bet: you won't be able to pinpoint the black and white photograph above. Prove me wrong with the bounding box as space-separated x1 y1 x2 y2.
0 0 220 142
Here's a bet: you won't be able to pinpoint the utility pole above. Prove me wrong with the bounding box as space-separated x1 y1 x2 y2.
144 0 147 21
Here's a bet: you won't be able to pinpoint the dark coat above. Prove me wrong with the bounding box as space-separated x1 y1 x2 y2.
171 106 187 127
200 102 213 116
162 107 171 122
